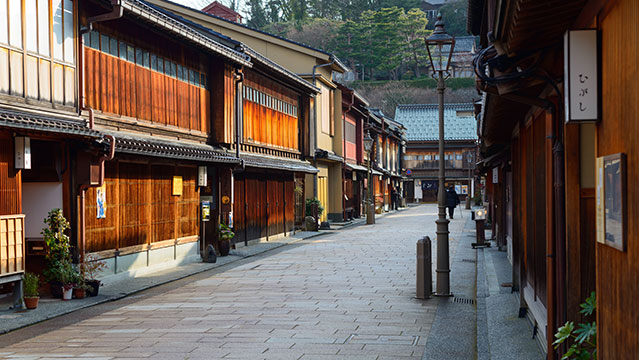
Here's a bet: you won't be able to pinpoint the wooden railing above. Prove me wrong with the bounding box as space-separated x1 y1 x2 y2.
0 214 25 278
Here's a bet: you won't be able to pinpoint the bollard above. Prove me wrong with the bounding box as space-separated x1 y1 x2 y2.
416 236 432 299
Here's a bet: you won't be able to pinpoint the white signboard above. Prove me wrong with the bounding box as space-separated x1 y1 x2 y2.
564 29 599 122
198 166 207 187
14 136 31 169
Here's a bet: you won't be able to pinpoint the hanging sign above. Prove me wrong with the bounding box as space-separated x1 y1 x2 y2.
492 167 499 184
14 136 31 169
96 184 106 219
564 29 599 122
172 176 183 196
198 166 207 187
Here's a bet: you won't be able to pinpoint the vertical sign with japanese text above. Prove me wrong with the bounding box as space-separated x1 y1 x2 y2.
565 29 599 122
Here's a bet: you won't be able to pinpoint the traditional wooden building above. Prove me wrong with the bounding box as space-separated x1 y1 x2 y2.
367 108 406 212
468 0 638 357
78 0 250 275
395 104 477 203
144 0 350 225
337 84 368 220
77 0 318 272
0 0 113 297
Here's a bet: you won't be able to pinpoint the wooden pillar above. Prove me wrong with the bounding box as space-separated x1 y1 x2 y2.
545 110 556 360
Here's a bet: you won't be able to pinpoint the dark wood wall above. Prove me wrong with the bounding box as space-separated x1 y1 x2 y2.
233 172 294 244
597 0 639 356
0 135 21 216
84 160 199 253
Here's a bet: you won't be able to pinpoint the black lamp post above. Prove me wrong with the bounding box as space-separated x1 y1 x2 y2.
364 130 375 224
425 14 455 297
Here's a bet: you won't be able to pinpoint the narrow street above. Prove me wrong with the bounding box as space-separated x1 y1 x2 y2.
0 204 467 360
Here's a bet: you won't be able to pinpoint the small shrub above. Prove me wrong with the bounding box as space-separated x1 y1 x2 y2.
80 254 107 281
305 198 324 217
218 223 235 241
23 273 40 297
554 292 597 359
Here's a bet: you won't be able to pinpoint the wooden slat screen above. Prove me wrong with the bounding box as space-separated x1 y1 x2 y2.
0 135 21 216
84 34 210 134
0 214 25 276
242 71 300 151
85 161 199 253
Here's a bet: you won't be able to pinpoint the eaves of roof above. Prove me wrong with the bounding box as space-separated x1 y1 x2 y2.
121 0 251 67
0 107 102 139
241 153 318 173
105 131 239 163
145 0 349 73
150 3 318 94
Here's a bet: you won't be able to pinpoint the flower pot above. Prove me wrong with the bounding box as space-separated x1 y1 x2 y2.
85 280 101 297
24 296 39 309
73 288 86 299
62 287 73 301
219 238 231 257
49 281 63 298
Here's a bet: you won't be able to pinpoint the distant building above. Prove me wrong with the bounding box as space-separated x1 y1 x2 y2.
451 36 477 78
395 103 477 202
201 1 242 23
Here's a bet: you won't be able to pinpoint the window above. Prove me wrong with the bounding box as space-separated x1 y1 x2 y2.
320 83 331 134
151 54 158 71
425 155 432 160
0 0 75 104
435 155 440 160
119 41 126 60
456 154 463 160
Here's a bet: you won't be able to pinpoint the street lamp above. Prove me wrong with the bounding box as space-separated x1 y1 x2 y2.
364 130 375 225
425 14 455 297
466 151 474 209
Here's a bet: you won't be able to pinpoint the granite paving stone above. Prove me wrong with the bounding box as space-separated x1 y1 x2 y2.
0 205 453 359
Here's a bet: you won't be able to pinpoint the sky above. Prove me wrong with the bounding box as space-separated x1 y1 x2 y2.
171 0 250 16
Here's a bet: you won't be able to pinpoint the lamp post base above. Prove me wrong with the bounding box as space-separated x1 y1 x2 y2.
366 203 375 224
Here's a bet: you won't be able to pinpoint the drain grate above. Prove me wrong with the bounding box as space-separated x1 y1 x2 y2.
461 258 476 263
451 297 476 305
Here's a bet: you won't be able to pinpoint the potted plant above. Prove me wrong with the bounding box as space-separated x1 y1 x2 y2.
80 253 107 297
23 272 40 309
59 261 77 301
42 209 72 298
218 223 234 256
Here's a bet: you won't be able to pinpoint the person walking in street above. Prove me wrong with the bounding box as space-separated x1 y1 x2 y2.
391 186 398 210
446 186 460 219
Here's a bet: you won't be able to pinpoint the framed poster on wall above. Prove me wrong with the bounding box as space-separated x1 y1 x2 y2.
596 153 626 251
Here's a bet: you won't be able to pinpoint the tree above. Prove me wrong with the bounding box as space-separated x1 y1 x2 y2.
247 0 268 29
437 0 469 37
398 8 429 78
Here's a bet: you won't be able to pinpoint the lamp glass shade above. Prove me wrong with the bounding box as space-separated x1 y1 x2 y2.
363 132 373 152
425 15 455 72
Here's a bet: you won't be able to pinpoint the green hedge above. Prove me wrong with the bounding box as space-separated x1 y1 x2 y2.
351 77 475 90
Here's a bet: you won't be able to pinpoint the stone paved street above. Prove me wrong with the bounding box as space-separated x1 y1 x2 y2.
0 204 467 360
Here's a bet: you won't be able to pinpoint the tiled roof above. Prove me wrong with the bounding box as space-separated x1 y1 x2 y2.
122 0 251 66
394 103 478 142
454 36 477 53
0 108 101 138
108 132 239 163
144 0 318 94
241 153 318 173
152 0 349 72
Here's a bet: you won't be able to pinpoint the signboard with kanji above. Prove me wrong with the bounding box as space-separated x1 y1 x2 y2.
564 29 599 122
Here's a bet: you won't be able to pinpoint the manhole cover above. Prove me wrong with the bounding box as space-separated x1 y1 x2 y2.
345 334 419 346
451 297 476 305
461 259 476 263
250 263 292 270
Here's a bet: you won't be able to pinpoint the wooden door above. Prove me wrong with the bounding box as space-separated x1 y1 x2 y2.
258 178 268 239
233 174 246 245
276 178 285 235
285 179 295 232
318 176 328 222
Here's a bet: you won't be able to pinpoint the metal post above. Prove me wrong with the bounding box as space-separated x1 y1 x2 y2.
466 167 472 209
416 237 432 299
435 70 451 297
367 154 375 224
